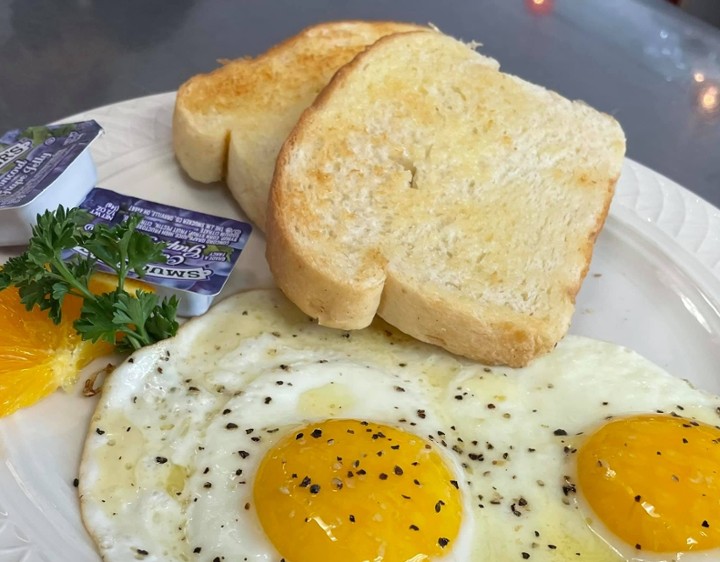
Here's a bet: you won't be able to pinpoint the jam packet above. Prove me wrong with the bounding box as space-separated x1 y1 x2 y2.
67 187 253 316
0 120 103 246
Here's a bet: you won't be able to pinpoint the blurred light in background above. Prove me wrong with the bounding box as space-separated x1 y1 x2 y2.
699 84 719 112
526 0 553 16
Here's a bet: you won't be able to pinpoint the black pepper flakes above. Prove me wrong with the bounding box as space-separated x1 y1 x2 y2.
309 484 321 494
311 429 323 438
300 476 312 487
226 423 238 430
155 456 168 464
438 537 450 548
553 429 568 436
394 465 404 476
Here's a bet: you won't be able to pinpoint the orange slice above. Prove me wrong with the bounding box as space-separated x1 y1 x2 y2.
0 274 152 417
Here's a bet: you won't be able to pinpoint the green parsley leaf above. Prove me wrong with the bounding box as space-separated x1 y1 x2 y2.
0 206 178 352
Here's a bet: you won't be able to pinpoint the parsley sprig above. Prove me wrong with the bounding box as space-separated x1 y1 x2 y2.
0 207 179 352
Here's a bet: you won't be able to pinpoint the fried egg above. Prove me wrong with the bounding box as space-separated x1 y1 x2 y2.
79 289 720 561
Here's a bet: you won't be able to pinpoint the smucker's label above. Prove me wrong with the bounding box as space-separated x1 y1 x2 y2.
66 187 252 297
0 121 103 208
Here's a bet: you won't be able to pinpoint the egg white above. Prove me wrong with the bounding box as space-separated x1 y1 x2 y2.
79 290 480 561
185 358 477 560
78 289 720 562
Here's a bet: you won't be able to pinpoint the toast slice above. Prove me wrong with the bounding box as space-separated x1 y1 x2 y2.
266 30 626 367
173 20 425 230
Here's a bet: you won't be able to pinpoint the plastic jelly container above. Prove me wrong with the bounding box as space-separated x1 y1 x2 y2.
66 187 253 317
0 120 103 246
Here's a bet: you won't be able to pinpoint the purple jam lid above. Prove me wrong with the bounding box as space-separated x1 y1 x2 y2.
0 120 102 209
0 121 103 246
66 187 253 316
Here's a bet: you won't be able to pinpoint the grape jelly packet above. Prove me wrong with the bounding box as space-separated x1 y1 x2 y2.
67 187 253 316
0 120 103 246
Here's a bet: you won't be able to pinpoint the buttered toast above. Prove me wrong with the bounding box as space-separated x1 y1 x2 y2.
173 20 425 230
266 30 626 367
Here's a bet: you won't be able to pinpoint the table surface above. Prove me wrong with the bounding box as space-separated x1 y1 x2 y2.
1 0 718 208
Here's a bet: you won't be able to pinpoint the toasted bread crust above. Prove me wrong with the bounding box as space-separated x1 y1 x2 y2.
173 20 426 223
267 31 625 367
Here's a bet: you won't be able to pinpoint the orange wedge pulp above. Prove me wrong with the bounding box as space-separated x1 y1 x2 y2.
0 272 151 417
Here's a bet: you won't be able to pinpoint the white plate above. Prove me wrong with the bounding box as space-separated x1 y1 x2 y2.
1 93 719 561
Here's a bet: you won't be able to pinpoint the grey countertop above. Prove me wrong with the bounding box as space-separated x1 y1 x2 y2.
1 0 718 207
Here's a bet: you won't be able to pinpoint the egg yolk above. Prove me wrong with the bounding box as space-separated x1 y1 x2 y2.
577 413 720 553
253 419 463 562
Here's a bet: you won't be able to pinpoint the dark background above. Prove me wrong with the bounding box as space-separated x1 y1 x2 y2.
0 0 718 207
673 0 720 28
